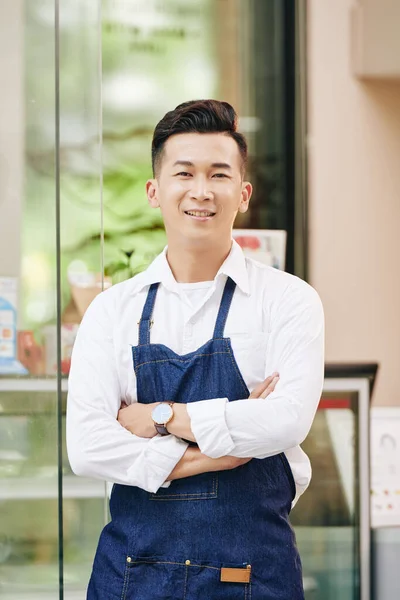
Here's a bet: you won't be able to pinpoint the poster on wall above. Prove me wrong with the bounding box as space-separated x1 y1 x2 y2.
371 407 400 527
232 229 287 271
0 277 28 375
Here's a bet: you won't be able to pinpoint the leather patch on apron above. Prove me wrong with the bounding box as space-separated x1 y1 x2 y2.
220 567 251 583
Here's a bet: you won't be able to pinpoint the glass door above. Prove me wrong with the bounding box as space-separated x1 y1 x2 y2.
0 1 304 598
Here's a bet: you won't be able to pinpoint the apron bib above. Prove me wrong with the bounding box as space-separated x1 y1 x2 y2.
87 278 304 600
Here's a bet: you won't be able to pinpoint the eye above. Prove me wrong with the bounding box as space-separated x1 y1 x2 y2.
175 171 192 177
212 173 229 179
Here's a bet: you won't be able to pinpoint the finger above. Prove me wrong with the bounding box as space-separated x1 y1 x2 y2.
117 405 128 422
248 375 275 399
259 376 280 398
249 372 279 399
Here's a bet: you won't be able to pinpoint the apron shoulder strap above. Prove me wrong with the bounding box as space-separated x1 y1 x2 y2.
138 283 159 345
213 277 236 339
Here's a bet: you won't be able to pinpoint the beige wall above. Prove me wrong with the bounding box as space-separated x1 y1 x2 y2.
0 1 24 280
307 0 400 406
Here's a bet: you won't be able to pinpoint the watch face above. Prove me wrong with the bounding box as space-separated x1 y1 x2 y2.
152 403 173 425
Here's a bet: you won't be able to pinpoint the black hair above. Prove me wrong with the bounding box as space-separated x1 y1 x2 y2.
151 99 247 177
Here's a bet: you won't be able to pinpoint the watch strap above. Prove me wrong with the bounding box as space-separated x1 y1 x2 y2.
154 423 169 436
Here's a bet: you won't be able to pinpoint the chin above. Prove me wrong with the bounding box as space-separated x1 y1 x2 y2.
186 230 230 248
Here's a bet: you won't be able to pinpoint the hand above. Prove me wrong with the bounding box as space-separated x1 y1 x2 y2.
249 372 279 399
117 401 158 438
167 447 252 482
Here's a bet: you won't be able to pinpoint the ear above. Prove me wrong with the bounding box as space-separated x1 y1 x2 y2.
146 179 159 208
238 181 253 214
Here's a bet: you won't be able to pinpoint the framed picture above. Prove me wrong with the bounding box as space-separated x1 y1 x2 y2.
232 229 287 271
371 407 400 527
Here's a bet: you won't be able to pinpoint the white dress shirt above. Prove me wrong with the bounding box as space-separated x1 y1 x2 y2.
67 240 324 505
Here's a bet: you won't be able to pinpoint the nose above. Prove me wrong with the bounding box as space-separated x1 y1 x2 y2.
190 176 213 202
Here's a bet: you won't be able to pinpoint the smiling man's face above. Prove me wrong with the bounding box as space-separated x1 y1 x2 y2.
146 132 252 247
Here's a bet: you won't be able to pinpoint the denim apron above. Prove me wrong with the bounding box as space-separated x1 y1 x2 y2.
87 277 304 600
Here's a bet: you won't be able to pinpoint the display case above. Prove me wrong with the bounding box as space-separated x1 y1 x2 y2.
0 377 105 599
292 363 377 600
0 365 377 599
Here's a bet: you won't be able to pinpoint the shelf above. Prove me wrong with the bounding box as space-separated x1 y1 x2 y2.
0 476 106 500
0 378 68 392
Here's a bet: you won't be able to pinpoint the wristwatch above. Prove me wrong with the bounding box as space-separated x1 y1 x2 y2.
151 402 174 436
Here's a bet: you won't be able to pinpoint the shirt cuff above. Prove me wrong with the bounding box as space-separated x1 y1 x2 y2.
186 397 235 458
127 434 188 494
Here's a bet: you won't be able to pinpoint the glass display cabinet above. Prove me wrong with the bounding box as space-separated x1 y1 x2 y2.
0 378 105 600
0 365 377 599
292 363 377 600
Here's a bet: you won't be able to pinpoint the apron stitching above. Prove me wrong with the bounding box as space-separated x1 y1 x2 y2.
150 474 218 500
133 559 185 566
246 570 253 600
150 491 216 497
131 559 220 571
149 496 216 502
224 339 250 396
183 564 189 600
120 559 131 600
134 351 230 371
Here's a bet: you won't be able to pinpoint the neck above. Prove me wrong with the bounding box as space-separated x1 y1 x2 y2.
166 238 233 283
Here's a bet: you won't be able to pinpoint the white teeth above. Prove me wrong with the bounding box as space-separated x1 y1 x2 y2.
186 211 214 217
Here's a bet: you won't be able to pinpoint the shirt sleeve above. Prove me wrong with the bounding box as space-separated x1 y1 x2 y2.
66 292 188 493
187 281 324 459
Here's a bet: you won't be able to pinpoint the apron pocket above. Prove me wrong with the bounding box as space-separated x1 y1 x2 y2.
185 559 252 600
149 472 218 501
123 557 186 600
124 556 251 600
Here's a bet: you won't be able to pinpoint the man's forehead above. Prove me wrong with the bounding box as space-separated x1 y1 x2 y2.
163 132 241 167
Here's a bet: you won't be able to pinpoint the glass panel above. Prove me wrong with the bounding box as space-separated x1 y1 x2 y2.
98 0 297 282
291 392 360 600
58 0 105 597
0 1 60 597
100 0 219 282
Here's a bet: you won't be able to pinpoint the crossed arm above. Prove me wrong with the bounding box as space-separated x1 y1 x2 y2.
117 374 279 482
67 282 324 494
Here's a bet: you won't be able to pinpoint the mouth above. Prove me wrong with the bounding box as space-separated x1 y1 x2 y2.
184 210 216 221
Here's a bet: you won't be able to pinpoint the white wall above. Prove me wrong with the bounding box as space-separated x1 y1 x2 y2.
0 1 24 279
308 0 400 406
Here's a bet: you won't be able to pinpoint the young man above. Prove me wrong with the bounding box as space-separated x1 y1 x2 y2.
67 99 324 599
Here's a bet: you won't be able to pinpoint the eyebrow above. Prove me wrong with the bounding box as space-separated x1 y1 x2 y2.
172 160 232 169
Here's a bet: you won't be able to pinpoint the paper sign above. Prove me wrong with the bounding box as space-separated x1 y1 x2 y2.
371 407 400 527
232 229 287 271
0 277 28 375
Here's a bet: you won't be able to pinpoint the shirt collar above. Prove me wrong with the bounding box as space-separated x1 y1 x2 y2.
135 239 250 295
